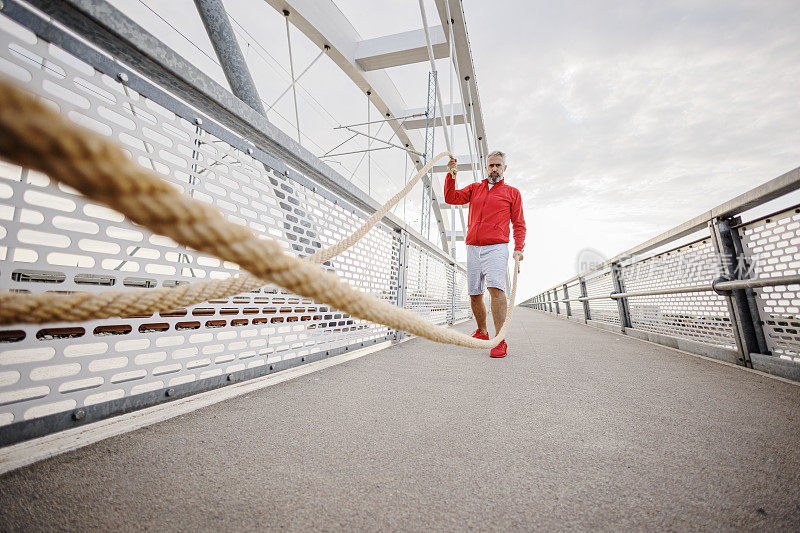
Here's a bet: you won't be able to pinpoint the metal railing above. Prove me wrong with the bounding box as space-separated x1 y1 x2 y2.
522 167 800 382
0 2 471 445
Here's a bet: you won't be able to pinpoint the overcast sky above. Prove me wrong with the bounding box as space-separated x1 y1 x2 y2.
462 0 800 298
112 0 799 301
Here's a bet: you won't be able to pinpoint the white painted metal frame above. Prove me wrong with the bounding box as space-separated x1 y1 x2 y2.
259 0 487 254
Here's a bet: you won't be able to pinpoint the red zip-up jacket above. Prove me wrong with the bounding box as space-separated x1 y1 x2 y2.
444 173 526 251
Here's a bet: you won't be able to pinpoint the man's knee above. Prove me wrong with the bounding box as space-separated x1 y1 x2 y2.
487 287 505 299
470 294 484 302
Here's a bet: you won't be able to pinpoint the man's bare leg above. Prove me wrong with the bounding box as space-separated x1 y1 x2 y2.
488 287 507 335
470 294 487 334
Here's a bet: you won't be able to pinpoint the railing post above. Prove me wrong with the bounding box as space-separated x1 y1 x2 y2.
395 229 408 341
579 277 591 321
563 284 571 317
709 218 766 366
553 289 560 315
727 218 770 355
611 262 631 330
547 292 553 313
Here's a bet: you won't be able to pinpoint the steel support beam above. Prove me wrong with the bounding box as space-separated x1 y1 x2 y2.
193 0 266 115
261 0 452 252
402 104 465 129
433 0 488 157
355 27 448 71
444 230 465 242
432 154 473 173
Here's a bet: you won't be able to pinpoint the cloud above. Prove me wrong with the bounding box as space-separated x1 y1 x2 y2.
465 0 800 298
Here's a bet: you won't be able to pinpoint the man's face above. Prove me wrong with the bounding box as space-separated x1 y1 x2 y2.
486 156 506 183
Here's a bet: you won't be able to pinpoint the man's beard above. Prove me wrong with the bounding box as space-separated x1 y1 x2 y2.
488 173 501 184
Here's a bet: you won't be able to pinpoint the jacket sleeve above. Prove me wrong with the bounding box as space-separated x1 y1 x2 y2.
511 189 526 251
444 172 473 205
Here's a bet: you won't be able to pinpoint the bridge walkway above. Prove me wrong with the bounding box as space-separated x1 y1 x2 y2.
1 308 799 530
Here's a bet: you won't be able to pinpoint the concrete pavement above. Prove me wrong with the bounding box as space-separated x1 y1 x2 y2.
1 307 799 531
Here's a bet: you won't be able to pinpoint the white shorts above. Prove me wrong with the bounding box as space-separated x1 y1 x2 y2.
467 243 508 295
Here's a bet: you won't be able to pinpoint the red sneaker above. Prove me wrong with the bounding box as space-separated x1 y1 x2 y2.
472 328 489 340
490 340 507 358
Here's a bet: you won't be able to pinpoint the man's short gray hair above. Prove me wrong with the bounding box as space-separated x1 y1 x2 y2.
487 150 506 164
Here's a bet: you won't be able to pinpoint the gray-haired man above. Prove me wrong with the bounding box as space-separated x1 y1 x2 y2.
444 150 526 358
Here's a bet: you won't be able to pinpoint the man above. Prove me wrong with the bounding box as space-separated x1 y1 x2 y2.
444 150 525 358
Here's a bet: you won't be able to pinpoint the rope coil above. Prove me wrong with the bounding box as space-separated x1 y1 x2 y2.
0 81 519 349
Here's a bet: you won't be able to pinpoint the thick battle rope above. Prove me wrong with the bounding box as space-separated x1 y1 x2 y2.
0 81 519 348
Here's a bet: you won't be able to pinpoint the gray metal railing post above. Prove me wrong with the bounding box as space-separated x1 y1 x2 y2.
553 290 560 315
709 220 749 366
547 292 553 313
727 218 770 355
580 278 591 321
563 284 571 316
611 262 632 329
710 218 767 366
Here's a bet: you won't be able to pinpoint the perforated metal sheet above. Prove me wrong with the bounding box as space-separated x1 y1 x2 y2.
620 238 735 348
0 15 466 428
405 241 452 325
453 268 471 322
584 269 619 325
739 207 800 360
565 280 584 320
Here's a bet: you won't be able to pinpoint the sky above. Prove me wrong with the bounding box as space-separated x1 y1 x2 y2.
109 0 799 301
464 0 800 297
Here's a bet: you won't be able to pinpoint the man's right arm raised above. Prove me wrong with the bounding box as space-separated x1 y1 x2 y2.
444 172 473 205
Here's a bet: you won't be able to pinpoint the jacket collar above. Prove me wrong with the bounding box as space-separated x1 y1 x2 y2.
482 178 505 187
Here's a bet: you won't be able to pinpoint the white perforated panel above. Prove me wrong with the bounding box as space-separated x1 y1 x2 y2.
620 238 735 348
739 207 800 361
585 270 620 325
0 15 466 428
406 241 452 325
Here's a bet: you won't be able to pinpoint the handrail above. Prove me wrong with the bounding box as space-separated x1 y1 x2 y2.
533 274 800 304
